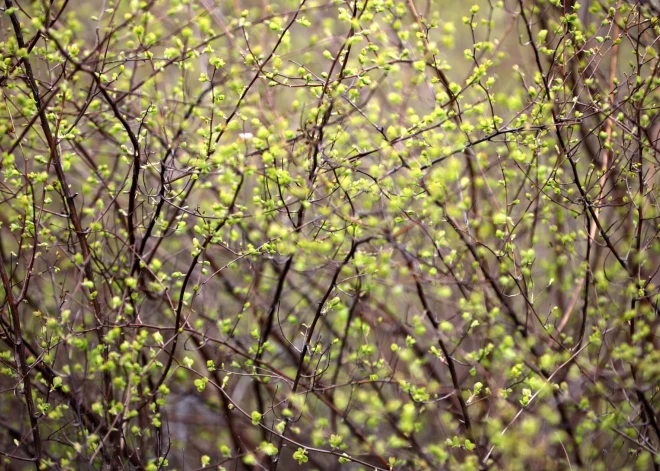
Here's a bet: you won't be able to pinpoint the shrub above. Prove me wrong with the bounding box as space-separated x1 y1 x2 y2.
1 0 660 470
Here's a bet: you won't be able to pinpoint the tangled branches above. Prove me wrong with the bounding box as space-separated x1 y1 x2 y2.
1 0 660 470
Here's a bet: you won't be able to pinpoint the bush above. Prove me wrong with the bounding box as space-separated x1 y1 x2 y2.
1 0 660 470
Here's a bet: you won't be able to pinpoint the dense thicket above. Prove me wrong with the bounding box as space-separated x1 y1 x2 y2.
1 0 660 470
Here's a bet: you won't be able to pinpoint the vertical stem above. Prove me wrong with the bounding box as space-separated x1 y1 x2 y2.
0 254 41 467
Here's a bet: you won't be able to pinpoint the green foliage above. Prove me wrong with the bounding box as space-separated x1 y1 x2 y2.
1 0 660 470
293 448 309 465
